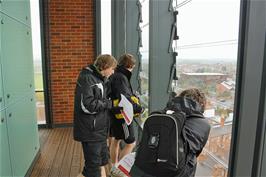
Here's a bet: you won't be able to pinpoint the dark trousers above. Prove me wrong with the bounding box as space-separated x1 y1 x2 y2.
81 141 109 177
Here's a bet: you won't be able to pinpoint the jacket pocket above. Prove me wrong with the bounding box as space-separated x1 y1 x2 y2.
93 115 106 131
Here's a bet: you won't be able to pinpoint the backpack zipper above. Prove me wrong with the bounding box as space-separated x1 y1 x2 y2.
147 114 179 167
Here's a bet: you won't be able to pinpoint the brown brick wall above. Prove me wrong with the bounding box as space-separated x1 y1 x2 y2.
48 0 95 124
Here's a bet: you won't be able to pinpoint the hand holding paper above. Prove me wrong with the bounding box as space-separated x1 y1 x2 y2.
118 94 134 125
111 106 123 114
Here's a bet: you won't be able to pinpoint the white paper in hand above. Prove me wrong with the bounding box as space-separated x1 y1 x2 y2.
118 94 134 125
115 152 136 177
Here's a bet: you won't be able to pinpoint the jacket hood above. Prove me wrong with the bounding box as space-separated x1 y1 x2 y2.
116 65 132 80
84 64 105 81
166 96 204 115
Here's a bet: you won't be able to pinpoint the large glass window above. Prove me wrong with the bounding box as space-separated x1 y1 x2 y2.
30 0 46 125
174 0 240 176
139 0 149 117
101 0 111 54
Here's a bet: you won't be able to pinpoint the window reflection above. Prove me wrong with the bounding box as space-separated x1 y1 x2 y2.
31 0 46 125
139 0 149 118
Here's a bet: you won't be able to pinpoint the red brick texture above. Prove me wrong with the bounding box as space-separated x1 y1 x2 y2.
48 0 95 124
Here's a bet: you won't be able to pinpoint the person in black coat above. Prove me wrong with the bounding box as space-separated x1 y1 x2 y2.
130 88 210 177
167 88 210 177
109 54 143 165
73 54 117 177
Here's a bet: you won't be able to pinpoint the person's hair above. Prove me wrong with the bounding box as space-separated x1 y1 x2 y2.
94 54 117 71
179 88 206 111
118 53 136 69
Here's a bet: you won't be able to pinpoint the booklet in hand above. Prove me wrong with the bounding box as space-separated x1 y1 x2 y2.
118 94 134 125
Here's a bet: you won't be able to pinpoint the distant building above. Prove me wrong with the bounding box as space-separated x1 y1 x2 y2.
180 72 227 84
204 108 215 118
216 79 235 94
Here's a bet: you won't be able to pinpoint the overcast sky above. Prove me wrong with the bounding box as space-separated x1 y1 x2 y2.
130 0 241 61
177 0 241 60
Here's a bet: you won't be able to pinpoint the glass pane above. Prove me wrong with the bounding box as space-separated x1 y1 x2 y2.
30 0 46 124
35 91 45 124
101 0 112 54
174 0 240 176
139 0 149 118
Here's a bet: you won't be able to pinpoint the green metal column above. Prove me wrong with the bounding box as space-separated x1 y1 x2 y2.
111 0 142 91
149 0 174 111
125 0 141 91
111 0 126 59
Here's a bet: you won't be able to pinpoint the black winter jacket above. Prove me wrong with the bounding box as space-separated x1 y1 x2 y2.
73 65 112 142
110 65 142 116
166 97 211 177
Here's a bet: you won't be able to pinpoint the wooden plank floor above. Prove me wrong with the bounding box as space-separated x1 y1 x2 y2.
30 128 84 177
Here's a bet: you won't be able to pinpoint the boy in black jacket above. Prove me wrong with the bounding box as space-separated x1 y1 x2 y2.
130 88 210 177
109 54 143 166
73 54 117 177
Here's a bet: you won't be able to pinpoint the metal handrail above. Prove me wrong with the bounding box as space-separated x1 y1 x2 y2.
203 148 228 170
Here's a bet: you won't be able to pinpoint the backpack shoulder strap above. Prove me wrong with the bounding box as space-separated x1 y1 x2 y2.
173 111 187 129
150 110 166 115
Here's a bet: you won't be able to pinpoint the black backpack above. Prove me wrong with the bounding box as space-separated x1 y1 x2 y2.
134 110 188 177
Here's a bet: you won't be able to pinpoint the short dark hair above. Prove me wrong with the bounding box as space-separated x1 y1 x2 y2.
179 88 206 111
118 53 136 69
94 54 117 71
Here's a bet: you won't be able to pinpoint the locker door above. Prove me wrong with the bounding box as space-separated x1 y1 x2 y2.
0 20 12 176
0 0 31 26
1 10 39 176
1 14 35 106
0 110 12 177
6 96 39 176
